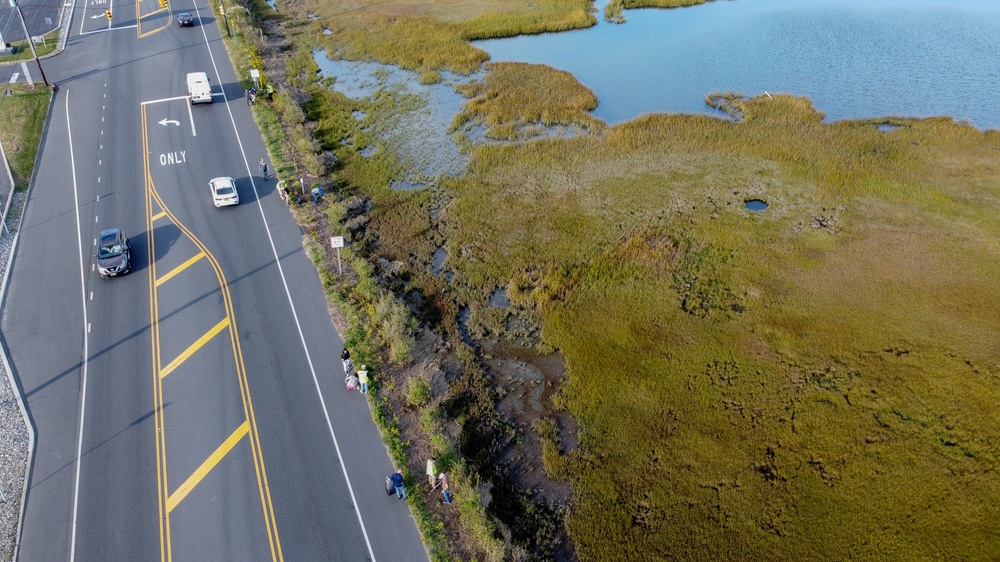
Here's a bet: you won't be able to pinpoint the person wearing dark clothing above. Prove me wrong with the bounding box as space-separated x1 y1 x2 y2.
390 470 406 499
341 348 353 378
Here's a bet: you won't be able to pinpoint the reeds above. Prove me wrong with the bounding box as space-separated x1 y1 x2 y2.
263 0 1000 558
454 62 604 140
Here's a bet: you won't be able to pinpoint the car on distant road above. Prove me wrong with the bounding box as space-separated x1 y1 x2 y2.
209 177 239 207
96 228 131 278
178 13 194 26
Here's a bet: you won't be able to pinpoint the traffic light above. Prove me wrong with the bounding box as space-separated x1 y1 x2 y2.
158 0 167 7
105 9 111 20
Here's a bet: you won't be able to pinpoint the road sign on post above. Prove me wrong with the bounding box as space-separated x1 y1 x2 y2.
331 236 344 275
250 69 260 90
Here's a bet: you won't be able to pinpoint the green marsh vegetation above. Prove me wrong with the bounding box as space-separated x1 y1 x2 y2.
294 0 595 73
453 62 603 140
249 0 1000 558
605 0 708 23
442 94 1000 559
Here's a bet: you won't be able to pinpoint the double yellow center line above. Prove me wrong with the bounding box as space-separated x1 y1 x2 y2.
142 104 283 562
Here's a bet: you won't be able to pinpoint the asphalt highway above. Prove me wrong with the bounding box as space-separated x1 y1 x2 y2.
1 0 427 560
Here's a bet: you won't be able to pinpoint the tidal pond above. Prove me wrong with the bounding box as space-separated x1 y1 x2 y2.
313 56 481 184
475 0 1000 129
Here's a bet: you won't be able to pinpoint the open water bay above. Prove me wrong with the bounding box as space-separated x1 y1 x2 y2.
474 0 1000 129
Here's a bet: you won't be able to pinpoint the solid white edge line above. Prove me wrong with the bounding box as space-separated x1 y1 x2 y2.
65 90 91 562
192 5 379 560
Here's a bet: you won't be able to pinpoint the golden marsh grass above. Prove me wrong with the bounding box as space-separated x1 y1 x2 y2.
454 62 604 139
271 0 1000 558
297 0 595 73
439 97 1000 560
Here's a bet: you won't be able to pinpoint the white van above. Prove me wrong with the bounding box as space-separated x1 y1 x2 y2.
186 72 213 104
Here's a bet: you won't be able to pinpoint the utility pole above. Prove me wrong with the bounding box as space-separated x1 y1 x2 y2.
9 0 48 87
220 1 231 38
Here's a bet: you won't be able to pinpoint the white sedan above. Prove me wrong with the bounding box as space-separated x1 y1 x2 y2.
209 176 239 207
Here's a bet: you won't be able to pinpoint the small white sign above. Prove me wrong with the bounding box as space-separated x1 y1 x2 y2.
250 69 260 78
331 236 344 249
32 36 44 44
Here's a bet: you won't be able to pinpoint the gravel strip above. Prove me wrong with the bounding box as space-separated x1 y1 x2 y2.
0 191 32 561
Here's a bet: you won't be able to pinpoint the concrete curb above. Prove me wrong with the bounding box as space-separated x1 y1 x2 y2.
0 293 30 562
0 0 75 69
0 83 58 562
0 139 15 232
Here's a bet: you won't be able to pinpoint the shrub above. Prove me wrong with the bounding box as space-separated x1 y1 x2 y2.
407 377 432 408
375 295 416 363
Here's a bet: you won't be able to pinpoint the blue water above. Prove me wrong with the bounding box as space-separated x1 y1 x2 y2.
745 199 769 212
474 0 1000 129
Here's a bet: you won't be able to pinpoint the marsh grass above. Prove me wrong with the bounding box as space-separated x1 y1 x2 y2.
453 62 603 140
313 64 1000 558
299 0 594 73
249 0 1000 557
606 0 708 23
432 96 1000 559
0 83 51 189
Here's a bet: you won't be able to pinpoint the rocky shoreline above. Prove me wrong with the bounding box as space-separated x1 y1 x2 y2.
0 191 33 561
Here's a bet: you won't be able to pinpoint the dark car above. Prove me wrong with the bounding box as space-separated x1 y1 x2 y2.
177 12 194 26
96 228 131 278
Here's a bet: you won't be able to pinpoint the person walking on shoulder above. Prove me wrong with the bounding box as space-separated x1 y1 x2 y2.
426 457 437 489
259 158 269 180
390 469 406 499
438 473 451 504
358 365 369 394
340 348 353 377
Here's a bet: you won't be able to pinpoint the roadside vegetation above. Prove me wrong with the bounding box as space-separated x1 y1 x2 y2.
221 0 1000 559
0 82 52 189
0 30 61 63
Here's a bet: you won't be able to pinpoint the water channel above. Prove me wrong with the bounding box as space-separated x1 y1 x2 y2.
474 0 1000 129
314 0 1000 190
